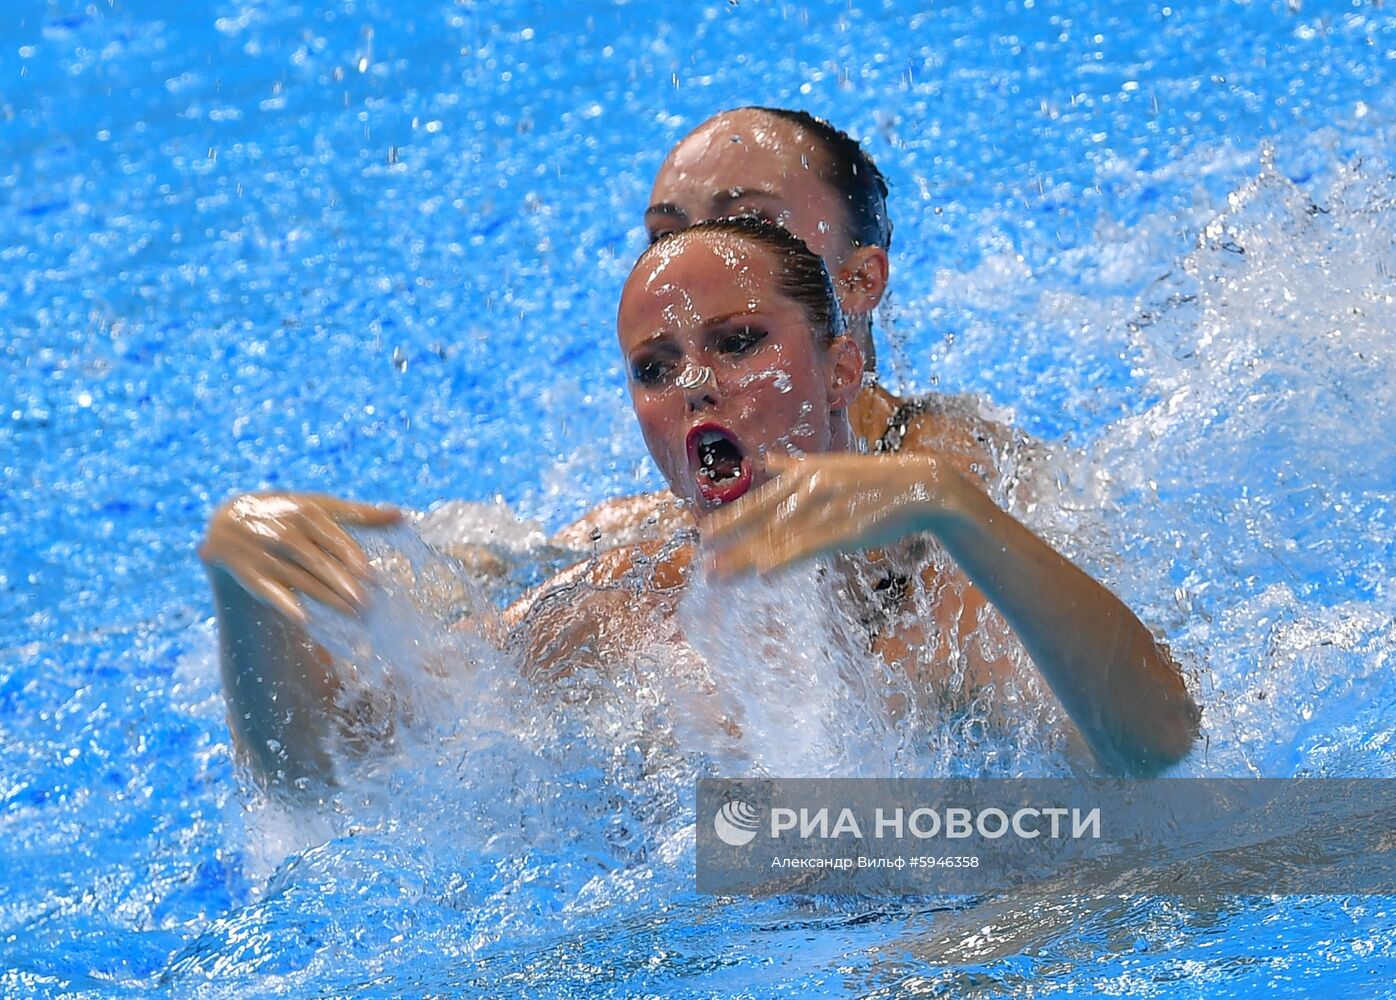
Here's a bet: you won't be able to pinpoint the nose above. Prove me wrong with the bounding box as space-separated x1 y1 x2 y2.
676 362 718 409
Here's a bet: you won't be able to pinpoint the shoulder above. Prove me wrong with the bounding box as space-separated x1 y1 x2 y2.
888 392 1027 489
851 383 1011 470
549 491 695 551
502 536 695 679
581 535 696 590
502 535 695 630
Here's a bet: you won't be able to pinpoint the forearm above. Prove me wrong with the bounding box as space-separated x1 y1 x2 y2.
925 477 1199 775
208 566 342 792
699 450 1199 772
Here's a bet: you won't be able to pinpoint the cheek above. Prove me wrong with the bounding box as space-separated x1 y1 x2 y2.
631 391 684 461
730 352 831 442
737 347 820 402
630 390 665 435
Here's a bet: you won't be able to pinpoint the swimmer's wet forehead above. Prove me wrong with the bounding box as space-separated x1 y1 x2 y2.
644 111 849 261
619 233 775 345
650 114 819 199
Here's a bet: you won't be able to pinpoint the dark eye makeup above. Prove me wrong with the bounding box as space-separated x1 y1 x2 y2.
717 325 767 355
629 323 766 389
631 356 673 385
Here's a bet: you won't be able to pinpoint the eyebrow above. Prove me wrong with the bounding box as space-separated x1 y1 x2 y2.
712 186 781 212
643 188 784 227
702 308 757 328
629 309 758 350
644 202 686 223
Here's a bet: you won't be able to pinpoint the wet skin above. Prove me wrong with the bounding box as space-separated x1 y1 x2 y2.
617 230 862 517
643 110 866 279
201 114 1197 788
552 107 1001 549
202 227 1198 790
554 228 1201 775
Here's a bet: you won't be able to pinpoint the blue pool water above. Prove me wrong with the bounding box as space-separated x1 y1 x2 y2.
3 0 1396 995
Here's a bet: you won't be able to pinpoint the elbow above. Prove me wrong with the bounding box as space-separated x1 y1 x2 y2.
1111 638 1201 777
1110 688 1201 778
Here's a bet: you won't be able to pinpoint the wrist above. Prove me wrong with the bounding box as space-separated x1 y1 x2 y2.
900 455 979 534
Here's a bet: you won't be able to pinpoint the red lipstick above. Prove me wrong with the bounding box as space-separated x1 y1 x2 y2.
685 422 753 507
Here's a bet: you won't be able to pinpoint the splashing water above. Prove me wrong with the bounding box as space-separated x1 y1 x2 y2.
671 560 904 777
1046 150 1396 780
7 1 1396 994
161 149 1396 992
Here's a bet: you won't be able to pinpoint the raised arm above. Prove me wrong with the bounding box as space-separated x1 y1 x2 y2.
199 492 400 793
703 452 1199 776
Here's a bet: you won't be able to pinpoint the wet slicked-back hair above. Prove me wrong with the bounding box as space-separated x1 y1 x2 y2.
640 216 845 343
743 106 893 252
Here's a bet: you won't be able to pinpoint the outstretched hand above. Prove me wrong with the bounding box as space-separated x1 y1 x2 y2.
703 452 960 576
199 492 401 625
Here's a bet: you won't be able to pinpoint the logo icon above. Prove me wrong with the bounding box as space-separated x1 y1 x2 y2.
714 799 760 847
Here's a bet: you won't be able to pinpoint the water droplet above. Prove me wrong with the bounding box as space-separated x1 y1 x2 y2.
392 347 408 373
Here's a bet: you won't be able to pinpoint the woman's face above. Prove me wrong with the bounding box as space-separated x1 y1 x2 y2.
645 109 854 274
617 232 857 518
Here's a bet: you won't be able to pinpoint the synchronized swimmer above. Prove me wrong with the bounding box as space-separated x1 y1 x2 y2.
199 110 1199 793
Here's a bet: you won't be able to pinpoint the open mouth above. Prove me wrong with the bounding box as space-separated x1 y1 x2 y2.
686 423 753 506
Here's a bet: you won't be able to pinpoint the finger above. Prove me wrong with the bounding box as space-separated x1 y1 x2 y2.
318 496 402 527
706 542 755 577
301 507 374 580
711 507 853 578
705 473 803 545
254 520 366 609
711 531 807 577
241 573 310 627
708 516 798 577
753 534 824 575
703 454 806 537
762 451 803 478
276 532 369 611
272 555 362 617
710 535 805 577
706 484 822 573
710 478 837 558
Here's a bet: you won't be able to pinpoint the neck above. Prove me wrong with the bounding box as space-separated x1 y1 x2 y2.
830 411 854 452
847 379 898 448
850 315 876 371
